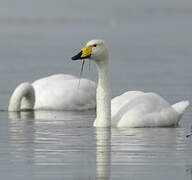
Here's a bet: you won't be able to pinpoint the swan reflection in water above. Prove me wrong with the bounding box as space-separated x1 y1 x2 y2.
8 111 192 180
96 128 111 180
8 110 111 179
9 109 95 125
9 110 35 120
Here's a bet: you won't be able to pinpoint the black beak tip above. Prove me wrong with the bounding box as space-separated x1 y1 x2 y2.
71 51 82 61
71 56 77 61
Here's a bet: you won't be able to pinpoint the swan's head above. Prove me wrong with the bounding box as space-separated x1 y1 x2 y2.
71 40 108 62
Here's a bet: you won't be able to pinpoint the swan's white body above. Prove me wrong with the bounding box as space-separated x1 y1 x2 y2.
72 40 190 128
33 74 96 110
8 74 96 111
111 91 189 127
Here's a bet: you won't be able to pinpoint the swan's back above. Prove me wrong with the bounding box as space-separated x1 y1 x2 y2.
112 92 185 128
111 91 145 115
32 74 96 110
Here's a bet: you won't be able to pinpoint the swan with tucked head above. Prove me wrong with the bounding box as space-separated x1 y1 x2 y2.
8 74 96 111
72 40 190 128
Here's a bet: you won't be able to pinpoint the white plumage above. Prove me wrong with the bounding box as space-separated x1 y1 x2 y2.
8 74 96 111
111 91 189 127
72 39 190 128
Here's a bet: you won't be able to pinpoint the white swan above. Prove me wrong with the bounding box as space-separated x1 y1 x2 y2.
71 40 190 128
8 74 96 111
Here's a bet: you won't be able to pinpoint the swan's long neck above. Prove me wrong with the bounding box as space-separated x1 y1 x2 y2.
95 57 111 127
8 82 35 111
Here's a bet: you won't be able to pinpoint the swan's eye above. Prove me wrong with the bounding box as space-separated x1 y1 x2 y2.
93 44 97 47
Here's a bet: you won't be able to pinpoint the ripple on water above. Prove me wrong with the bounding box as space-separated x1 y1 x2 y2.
0 110 189 180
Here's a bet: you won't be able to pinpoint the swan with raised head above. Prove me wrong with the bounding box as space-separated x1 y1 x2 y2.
71 40 190 128
8 74 96 111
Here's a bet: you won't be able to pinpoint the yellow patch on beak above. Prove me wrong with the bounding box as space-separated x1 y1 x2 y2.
81 46 93 58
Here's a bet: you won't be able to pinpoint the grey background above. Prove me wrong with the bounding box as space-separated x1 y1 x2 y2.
0 0 192 179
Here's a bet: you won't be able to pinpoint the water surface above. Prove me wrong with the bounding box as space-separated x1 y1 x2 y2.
0 0 192 179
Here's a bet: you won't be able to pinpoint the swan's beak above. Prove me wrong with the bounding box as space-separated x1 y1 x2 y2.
71 46 92 60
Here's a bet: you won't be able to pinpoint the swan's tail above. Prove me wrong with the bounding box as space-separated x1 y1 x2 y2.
172 100 190 116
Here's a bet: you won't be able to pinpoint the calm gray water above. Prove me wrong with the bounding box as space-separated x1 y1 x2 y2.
0 0 192 179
